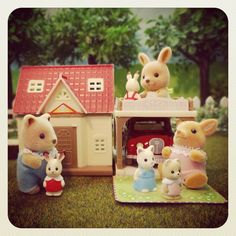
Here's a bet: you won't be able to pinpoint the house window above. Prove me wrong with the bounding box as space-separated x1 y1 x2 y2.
56 88 70 101
93 135 106 153
27 80 44 93
87 78 104 92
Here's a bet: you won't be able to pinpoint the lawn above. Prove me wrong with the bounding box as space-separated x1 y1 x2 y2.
8 132 228 228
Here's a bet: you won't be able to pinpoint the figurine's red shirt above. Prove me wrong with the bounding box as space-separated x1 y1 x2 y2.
45 179 62 192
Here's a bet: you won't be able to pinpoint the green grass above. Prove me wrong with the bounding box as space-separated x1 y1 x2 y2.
8 132 228 228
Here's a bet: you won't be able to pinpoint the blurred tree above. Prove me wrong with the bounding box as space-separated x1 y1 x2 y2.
49 9 140 67
8 8 49 108
145 8 228 104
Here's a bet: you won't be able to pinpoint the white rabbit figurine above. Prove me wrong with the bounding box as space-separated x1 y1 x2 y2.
43 153 65 196
124 71 141 100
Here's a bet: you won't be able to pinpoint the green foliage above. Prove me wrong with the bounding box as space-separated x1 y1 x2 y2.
145 9 228 64
9 8 140 68
197 97 228 132
8 8 50 65
49 9 140 67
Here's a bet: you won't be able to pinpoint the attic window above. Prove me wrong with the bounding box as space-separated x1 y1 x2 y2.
56 88 70 101
27 80 44 93
88 78 104 92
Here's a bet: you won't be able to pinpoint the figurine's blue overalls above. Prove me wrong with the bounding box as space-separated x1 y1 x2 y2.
17 148 57 193
133 168 157 192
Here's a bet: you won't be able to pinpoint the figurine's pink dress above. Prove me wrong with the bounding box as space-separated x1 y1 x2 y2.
169 145 206 182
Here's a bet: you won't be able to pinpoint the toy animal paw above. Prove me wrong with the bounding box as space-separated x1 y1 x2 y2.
162 146 172 158
189 150 206 163
184 172 208 189
22 153 42 169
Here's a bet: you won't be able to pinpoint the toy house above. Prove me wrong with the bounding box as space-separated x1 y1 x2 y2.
13 65 114 176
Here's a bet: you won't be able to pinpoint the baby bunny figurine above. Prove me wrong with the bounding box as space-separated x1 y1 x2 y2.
124 71 141 100
161 159 182 200
138 47 172 98
43 153 65 196
133 145 157 192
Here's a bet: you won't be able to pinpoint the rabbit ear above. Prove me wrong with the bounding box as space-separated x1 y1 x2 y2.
133 71 139 80
157 47 172 64
126 72 132 80
138 53 150 65
44 154 50 162
57 152 65 162
200 119 218 136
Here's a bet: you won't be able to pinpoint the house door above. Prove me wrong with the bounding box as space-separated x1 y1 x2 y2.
54 126 77 168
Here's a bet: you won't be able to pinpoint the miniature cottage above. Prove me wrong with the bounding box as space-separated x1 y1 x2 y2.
13 65 114 175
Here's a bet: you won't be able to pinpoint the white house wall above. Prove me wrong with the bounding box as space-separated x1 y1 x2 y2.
85 116 113 166
16 115 113 168
51 116 112 167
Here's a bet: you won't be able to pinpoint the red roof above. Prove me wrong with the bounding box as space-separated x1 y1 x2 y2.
13 65 114 115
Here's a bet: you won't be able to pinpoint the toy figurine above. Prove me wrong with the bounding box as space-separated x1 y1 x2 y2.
138 47 172 98
43 153 65 196
124 71 141 100
133 145 157 192
161 159 182 199
16 113 58 194
161 119 218 189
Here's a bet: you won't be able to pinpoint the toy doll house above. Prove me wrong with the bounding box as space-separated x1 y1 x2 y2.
13 65 114 176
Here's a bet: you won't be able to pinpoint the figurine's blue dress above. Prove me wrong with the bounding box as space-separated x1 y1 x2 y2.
133 168 156 192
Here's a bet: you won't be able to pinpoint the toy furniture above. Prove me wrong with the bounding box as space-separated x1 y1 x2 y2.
13 65 114 176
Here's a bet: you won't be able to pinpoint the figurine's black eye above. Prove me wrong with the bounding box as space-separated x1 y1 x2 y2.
39 133 45 139
144 158 148 162
143 75 145 79
179 169 181 173
55 167 58 171
48 167 51 171
171 170 174 174
154 72 159 77
191 129 197 134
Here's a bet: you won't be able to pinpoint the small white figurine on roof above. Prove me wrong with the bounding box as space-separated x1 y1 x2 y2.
124 71 141 101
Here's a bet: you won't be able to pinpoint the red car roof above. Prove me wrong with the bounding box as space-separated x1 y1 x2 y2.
13 64 114 115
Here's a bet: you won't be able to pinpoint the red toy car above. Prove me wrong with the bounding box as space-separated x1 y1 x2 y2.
125 117 173 164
